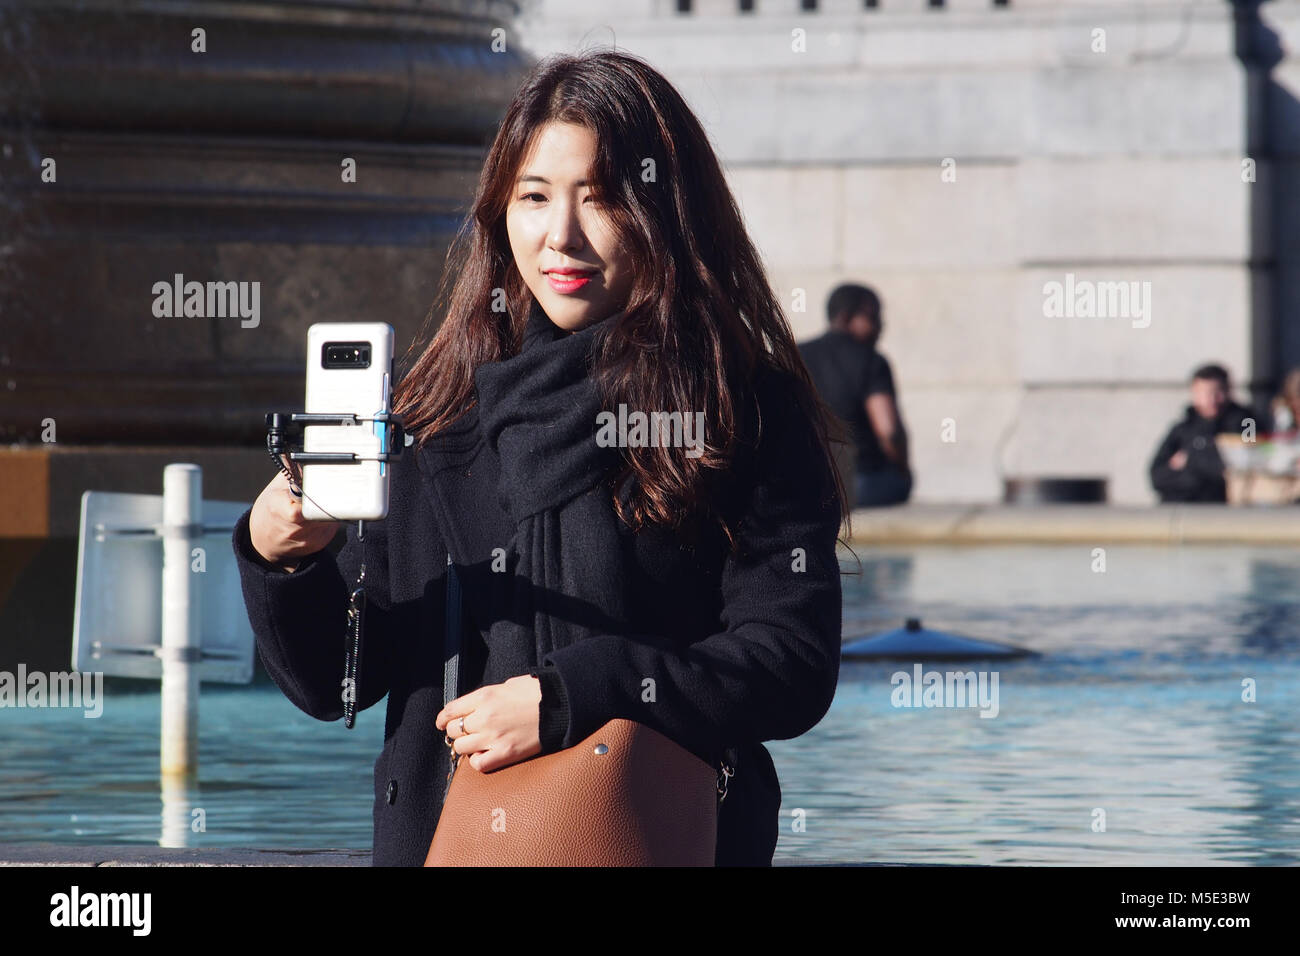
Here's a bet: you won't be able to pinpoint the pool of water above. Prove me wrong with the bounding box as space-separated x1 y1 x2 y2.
3 544 1297 864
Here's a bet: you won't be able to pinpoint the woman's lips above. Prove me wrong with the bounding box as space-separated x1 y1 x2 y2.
546 271 594 293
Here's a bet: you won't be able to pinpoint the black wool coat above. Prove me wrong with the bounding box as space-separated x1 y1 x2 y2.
231 361 844 866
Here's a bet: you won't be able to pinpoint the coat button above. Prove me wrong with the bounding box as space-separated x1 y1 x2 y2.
386 779 398 805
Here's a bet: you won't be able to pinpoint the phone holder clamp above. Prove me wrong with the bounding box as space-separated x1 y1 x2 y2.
265 411 408 465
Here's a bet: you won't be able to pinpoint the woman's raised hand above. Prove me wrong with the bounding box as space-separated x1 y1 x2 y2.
247 463 341 573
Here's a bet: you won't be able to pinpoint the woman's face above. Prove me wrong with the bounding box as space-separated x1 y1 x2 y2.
506 121 634 333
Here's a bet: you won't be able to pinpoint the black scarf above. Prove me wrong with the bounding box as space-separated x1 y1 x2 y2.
471 298 630 665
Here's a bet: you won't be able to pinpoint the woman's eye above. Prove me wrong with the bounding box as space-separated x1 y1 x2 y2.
518 192 600 205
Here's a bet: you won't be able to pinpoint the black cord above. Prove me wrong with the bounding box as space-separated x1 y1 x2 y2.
265 443 365 729
266 448 348 523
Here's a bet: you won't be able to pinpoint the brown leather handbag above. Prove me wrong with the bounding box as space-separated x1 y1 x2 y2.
424 559 732 867
425 718 723 866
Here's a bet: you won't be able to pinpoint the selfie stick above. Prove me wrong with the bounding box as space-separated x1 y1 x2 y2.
263 410 408 729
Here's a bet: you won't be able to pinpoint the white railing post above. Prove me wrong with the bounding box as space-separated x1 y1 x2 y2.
160 463 202 777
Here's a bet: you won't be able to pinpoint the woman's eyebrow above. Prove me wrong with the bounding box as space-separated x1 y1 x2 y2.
517 174 592 186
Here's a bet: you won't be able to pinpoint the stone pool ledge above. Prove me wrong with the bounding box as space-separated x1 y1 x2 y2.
0 845 370 866
0 845 894 866
843 503 1300 545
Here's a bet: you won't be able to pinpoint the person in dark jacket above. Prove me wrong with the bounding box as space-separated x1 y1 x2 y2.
1149 363 1257 503
799 284 912 507
232 49 849 867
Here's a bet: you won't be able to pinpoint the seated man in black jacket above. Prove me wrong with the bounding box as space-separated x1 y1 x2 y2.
799 284 912 508
1149 364 1257 503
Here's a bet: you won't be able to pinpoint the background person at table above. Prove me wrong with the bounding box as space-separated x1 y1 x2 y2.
1149 363 1257 503
1270 367 1300 434
799 284 911 507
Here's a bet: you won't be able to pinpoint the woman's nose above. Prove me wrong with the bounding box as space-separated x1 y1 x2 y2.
547 201 583 252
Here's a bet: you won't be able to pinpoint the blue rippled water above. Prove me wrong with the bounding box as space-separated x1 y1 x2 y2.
2 544 1297 864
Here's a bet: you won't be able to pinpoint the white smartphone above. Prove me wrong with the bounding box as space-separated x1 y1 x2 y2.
301 322 395 522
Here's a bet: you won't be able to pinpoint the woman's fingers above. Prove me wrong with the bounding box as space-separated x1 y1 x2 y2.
466 738 536 773
438 703 494 757
436 688 486 731
444 712 474 737
451 731 486 756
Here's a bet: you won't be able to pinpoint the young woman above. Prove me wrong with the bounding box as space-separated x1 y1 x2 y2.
234 49 851 866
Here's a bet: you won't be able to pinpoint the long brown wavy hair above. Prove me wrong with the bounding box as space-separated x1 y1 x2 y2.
393 48 853 557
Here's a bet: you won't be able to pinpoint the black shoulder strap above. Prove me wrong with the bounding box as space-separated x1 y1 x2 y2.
443 551 462 707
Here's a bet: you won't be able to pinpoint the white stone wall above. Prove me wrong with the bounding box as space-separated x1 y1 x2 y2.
515 0 1268 503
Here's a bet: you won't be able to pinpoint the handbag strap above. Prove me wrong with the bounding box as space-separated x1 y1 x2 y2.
439 552 464 800
443 551 462 708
